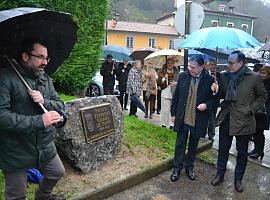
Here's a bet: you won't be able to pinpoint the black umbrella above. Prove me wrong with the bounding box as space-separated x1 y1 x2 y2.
0 7 78 75
130 47 157 61
0 7 78 127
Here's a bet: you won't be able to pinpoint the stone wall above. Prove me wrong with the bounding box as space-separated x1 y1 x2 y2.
55 95 123 173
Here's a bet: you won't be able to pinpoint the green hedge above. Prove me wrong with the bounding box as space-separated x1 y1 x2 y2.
0 0 108 95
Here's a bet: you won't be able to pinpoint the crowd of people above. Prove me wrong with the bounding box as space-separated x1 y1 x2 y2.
101 51 270 193
1 45 268 199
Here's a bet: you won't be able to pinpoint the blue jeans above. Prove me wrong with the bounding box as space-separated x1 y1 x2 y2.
173 124 200 171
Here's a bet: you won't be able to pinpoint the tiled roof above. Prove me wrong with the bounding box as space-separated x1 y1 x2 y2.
107 20 178 36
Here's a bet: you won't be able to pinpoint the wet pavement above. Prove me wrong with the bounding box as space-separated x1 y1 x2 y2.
116 106 270 200
105 156 270 200
125 106 270 169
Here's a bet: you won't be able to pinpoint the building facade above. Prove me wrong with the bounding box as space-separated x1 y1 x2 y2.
106 19 179 51
157 0 256 35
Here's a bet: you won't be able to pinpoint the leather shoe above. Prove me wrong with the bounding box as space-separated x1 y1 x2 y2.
48 195 66 200
170 170 181 182
234 180 244 193
185 169 195 181
211 175 224 186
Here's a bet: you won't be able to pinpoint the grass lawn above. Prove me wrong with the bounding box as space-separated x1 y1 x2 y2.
0 113 177 199
0 95 213 198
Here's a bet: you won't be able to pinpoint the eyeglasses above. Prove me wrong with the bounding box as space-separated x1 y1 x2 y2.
227 61 237 65
28 52 50 63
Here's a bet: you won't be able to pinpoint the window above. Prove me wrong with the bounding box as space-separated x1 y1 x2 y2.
148 38 156 48
211 20 218 27
126 36 133 49
219 4 225 12
169 40 174 49
227 22 234 28
242 24 248 32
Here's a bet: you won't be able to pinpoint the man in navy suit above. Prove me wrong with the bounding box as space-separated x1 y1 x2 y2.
170 55 216 182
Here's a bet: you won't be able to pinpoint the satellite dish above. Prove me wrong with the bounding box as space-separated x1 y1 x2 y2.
175 2 205 35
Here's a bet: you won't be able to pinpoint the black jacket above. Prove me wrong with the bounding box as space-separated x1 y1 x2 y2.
116 63 131 92
171 69 216 137
100 61 115 88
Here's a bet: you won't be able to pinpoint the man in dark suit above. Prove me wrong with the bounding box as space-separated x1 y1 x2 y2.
204 58 221 140
210 51 267 192
170 55 216 182
116 59 131 110
100 54 116 95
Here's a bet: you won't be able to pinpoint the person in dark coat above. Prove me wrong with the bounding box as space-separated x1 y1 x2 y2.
204 58 221 140
211 51 267 193
249 65 270 159
0 39 66 199
170 55 216 182
100 54 116 95
116 59 131 110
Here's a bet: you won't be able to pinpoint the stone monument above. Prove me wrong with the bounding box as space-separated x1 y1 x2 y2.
55 95 123 173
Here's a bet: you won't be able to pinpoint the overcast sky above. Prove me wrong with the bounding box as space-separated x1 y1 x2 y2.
259 0 270 6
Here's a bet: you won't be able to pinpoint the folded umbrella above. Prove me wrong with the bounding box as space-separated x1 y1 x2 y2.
130 94 146 114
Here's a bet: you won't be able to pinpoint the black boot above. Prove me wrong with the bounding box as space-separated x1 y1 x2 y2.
234 180 244 193
249 152 264 160
211 175 224 186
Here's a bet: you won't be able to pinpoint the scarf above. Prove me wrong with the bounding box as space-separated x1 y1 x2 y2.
225 65 247 102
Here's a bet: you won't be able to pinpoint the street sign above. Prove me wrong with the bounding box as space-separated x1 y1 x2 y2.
175 2 205 35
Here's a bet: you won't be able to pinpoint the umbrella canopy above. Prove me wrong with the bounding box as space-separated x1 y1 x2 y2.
179 27 262 49
102 45 132 61
144 49 184 68
130 94 146 114
197 48 261 64
130 47 157 61
0 7 78 75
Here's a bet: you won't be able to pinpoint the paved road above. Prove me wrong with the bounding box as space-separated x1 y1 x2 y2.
105 151 270 200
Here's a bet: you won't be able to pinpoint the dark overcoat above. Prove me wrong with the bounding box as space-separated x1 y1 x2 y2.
0 66 65 171
171 69 216 137
215 67 267 136
256 77 270 130
100 61 115 88
116 63 131 92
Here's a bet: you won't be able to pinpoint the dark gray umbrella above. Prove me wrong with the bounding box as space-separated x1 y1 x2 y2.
0 7 78 127
130 94 146 114
0 7 78 74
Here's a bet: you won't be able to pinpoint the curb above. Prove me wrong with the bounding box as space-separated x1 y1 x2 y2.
71 138 213 200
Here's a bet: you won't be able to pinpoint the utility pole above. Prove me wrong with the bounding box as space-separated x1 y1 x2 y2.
184 0 191 71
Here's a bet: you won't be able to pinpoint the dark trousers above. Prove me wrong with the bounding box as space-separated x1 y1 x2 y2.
103 86 114 95
205 107 217 139
129 101 137 115
173 124 200 171
119 91 128 109
4 154 65 200
216 119 249 181
253 129 265 153
157 89 161 113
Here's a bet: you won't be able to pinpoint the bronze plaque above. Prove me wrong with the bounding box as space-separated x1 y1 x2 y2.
80 103 115 143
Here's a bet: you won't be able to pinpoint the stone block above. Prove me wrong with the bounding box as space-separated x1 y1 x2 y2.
55 95 123 173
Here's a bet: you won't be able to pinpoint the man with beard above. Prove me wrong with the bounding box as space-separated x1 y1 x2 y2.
0 38 66 200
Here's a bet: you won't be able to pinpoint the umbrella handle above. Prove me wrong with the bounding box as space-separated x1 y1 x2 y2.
4 56 48 113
